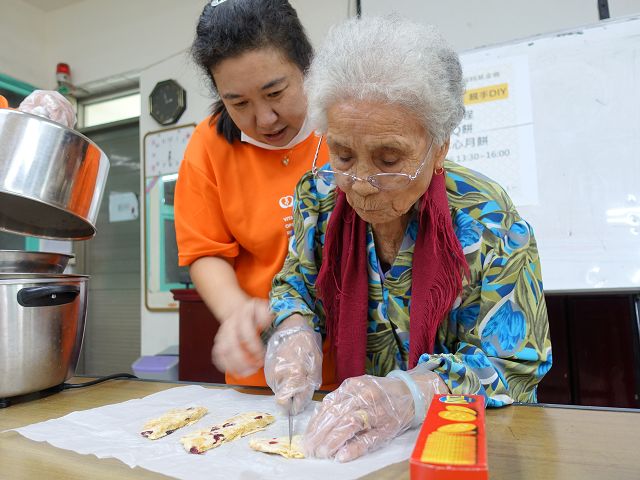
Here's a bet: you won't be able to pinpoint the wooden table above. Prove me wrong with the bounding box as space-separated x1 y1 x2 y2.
1 378 639 479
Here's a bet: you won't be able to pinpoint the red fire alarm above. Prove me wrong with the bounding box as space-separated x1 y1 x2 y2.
56 63 72 93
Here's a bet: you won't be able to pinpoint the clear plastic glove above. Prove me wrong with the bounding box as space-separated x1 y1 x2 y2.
303 365 449 462
211 297 274 377
264 324 322 415
18 90 76 128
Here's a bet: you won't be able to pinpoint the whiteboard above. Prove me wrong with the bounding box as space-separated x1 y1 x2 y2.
359 11 640 292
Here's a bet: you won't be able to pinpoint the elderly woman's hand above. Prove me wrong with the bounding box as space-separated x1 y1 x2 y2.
18 90 76 128
304 367 448 462
264 319 322 415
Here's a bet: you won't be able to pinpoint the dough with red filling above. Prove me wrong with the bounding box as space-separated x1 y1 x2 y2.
181 412 275 454
140 406 208 440
249 435 305 459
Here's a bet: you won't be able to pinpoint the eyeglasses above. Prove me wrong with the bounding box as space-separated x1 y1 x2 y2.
311 135 435 191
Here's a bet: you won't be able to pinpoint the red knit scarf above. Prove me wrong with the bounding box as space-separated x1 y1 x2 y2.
316 173 467 383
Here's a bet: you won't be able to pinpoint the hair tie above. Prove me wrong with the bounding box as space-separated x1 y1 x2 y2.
210 0 227 6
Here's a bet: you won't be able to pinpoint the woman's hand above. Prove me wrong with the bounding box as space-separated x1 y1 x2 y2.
210 297 273 377
18 90 76 128
190 256 273 377
304 368 448 462
264 320 322 415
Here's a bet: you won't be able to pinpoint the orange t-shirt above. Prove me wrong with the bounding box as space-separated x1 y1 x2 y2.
0 96 9 109
175 117 335 388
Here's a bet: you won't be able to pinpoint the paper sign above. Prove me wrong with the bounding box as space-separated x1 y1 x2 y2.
454 55 538 206
109 192 139 222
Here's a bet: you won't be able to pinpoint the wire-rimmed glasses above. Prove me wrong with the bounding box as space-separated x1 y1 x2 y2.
311 135 435 191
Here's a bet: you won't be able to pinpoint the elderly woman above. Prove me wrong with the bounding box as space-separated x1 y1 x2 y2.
263 16 552 462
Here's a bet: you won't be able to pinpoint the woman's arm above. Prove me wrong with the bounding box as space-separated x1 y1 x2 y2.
419 215 552 407
264 173 328 412
269 171 327 330
265 237 324 413
191 256 273 376
190 256 248 320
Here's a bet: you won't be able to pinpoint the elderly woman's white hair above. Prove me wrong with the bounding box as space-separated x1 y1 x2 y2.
305 16 465 146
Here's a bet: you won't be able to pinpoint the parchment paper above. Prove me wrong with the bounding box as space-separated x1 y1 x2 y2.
12 385 418 480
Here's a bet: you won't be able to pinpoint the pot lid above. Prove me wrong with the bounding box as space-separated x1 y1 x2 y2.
0 273 89 284
0 250 73 274
0 109 109 240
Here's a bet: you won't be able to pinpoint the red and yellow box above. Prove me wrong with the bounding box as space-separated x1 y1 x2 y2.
410 394 488 480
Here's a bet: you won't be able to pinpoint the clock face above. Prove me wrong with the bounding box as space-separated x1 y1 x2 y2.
149 80 186 126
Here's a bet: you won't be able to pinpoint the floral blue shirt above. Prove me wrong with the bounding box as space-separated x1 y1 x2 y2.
269 160 552 407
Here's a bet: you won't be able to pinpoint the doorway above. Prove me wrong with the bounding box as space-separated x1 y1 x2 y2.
76 121 141 375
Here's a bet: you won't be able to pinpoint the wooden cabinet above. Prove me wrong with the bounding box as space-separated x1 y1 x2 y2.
537 295 572 404
171 289 225 383
538 294 640 408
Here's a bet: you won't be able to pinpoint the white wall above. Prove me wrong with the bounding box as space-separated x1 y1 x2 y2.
291 0 357 47
0 0 47 87
5 0 639 92
44 0 205 91
609 0 640 16
2 0 357 94
361 0 640 52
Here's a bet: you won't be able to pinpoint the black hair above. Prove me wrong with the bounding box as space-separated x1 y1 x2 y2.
191 0 313 144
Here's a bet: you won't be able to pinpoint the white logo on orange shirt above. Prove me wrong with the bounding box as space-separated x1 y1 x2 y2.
279 195 294 209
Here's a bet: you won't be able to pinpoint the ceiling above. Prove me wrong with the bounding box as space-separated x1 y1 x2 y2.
20 0 85 12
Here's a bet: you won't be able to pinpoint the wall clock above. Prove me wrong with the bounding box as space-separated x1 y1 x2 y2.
149 79 187 126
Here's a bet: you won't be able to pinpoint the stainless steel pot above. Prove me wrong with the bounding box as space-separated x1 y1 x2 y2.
0 250 73 274
0 273 88 399
0 109 109 240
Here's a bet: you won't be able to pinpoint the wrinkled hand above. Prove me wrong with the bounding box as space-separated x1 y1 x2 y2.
18 90 76 128
264 324 322 415
211 297 273 378
304 368 448 462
